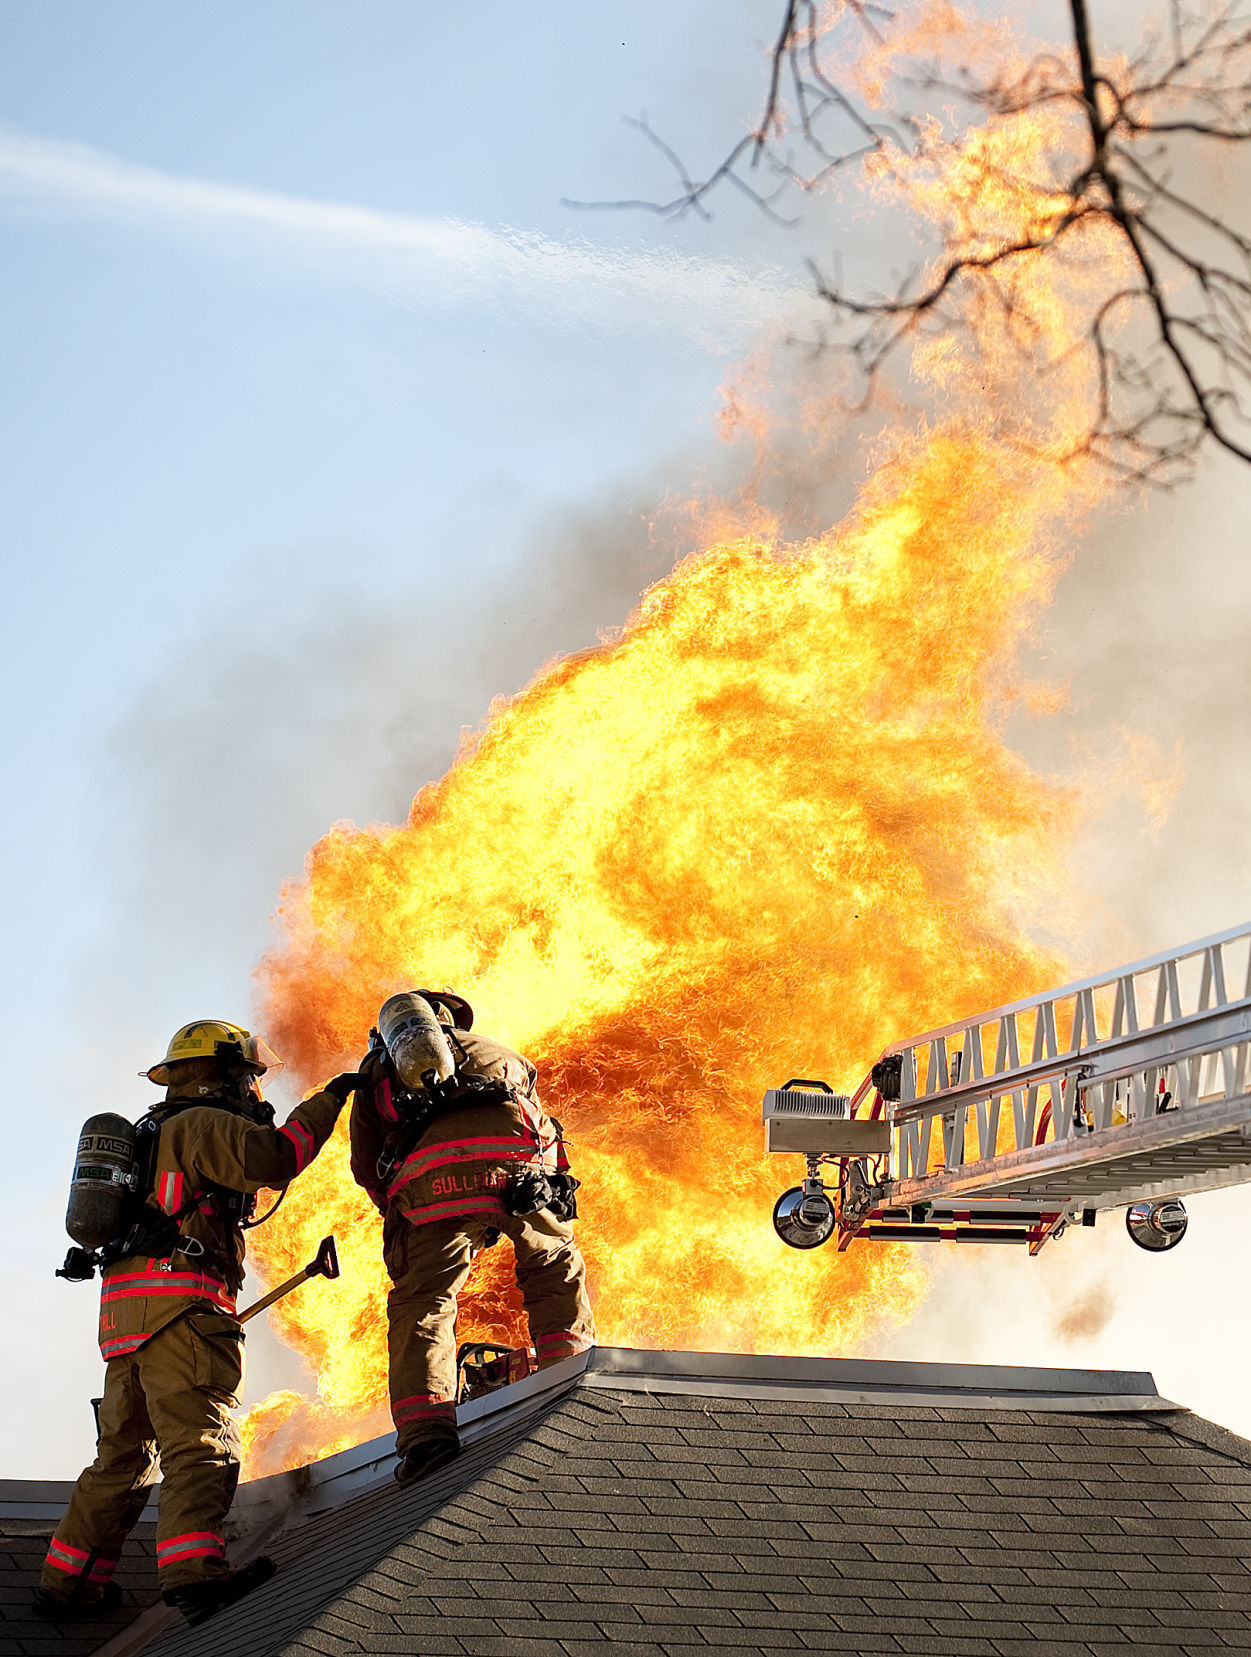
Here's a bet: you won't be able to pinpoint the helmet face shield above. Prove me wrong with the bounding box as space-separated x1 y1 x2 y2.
239 1035 283 1075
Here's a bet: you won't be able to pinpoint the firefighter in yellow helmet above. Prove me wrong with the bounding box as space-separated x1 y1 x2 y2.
350 990 594 1484
35 1020 360 1628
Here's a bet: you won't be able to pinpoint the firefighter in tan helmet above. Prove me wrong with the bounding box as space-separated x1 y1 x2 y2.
35 1020 360 1628
351 989 594 1483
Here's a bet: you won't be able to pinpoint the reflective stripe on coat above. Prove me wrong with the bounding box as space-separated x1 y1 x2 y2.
351 1028 562 1225
96 1088 342 1359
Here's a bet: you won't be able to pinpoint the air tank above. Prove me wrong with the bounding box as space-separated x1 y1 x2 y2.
378 992 457 1091
65 1113 138 1250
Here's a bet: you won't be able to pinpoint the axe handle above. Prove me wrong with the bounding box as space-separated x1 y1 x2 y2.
237 1266 310 1326
236 1235 338 1326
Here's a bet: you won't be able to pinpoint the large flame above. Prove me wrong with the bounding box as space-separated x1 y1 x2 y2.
242 21 1134 1473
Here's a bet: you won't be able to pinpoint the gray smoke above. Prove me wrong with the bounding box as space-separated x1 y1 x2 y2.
1052 1281 1116 1345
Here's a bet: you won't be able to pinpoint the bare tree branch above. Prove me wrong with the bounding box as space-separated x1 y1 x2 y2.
580 0 1251 487
563 2 903 223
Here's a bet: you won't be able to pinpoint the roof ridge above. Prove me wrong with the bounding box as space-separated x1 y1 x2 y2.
1144 1406 1251 1468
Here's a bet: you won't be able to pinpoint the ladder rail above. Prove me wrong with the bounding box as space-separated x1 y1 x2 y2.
853 922 1251 1201
864 919 1251 1055
891 1088 1251 1204
766 922 1251 1246
889 1027 1251 1185
886 995 1251 1128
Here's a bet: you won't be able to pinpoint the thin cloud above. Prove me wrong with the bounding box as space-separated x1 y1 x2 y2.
0 127 810 339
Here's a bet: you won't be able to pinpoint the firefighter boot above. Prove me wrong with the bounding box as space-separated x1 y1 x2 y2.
394 1432 460 1485
31 1582 124 1620
162 1555 277 1626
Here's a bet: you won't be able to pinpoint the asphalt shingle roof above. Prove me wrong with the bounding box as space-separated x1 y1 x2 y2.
3 1349 1250 1657
0 1517 157 1656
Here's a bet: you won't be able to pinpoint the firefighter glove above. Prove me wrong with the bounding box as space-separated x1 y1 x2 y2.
323 1071 363 1103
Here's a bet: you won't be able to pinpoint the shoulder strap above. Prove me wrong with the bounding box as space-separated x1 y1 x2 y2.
127 1108 250 1261
374 1071 517 1186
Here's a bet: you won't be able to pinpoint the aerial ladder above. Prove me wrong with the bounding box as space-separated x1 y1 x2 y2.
765 921 1251 1255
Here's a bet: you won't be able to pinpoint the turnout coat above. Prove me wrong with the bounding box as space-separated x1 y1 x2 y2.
97 1087 343 1360
349 1028 564 1227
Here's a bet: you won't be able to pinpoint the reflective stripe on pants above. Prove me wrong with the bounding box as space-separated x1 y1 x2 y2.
40 1309 243 1597
383 1204 595 1455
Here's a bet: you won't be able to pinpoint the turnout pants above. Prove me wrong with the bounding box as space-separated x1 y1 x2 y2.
385 1206 595 1453
40 1311 243 1599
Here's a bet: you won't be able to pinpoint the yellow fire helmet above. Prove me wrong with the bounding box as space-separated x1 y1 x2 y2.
142 1020 283 1086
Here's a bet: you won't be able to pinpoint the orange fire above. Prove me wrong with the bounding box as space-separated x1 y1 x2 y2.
241 26 1136 1474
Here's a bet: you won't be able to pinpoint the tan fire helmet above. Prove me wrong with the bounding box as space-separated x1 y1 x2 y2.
142 1021 283 1086
415 990 474 1030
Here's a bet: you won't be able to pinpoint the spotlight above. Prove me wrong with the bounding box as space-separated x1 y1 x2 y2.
773 1185 836 1249
1125 1198 1188 1252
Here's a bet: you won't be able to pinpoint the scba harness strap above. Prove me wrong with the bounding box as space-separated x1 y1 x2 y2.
374 1071 520 1186
117 1107 256 1283
375 1067 580 1223
500 1099 579 1221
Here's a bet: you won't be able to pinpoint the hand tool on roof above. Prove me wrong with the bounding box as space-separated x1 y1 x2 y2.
237 1234 339 1325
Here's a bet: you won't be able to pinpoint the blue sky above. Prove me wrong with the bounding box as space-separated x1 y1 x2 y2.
4 1 1251 1479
